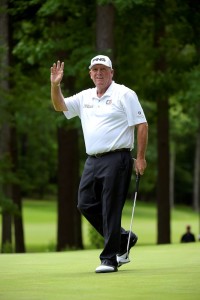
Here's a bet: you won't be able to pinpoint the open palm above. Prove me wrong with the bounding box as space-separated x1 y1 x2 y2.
50 61 64 85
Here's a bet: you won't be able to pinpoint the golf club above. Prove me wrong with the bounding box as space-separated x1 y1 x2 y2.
126 172 140 259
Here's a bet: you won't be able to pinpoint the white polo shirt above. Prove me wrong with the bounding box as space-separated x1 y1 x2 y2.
63 81 147 155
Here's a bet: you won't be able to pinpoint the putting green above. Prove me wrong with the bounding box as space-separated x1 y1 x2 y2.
0 243 199 300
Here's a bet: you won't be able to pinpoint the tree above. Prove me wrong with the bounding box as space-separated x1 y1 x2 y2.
0 0 26 253
57 127 82 250
153 0 170 244
1 0 199 252
0 0 13 252
7 0 95 251
96 2 114 56
188 0 200 212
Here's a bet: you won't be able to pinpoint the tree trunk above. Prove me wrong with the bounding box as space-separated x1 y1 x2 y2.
11 126 26 253
96 3 115 57
170 144 176 208
0 0 13 253
0 0 25 253
157 97 170 244
193 127 200 212
0 123 13 252
57 127 83 251
154 0 171 244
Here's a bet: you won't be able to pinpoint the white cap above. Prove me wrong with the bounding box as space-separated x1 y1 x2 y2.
89 55 112 69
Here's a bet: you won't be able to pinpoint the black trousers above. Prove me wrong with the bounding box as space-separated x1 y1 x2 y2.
77 151 133 266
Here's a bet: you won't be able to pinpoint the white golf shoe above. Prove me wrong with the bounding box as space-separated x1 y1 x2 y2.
117 232 138 267
116 253 130 267
95 261 118 273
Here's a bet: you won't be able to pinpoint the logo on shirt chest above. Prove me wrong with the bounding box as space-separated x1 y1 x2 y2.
106 99 112 105
83 104 93 108
83 99 112 109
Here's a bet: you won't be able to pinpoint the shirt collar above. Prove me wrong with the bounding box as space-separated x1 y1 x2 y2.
92 81 115 99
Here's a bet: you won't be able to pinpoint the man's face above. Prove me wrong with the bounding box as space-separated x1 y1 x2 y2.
89 64 114 90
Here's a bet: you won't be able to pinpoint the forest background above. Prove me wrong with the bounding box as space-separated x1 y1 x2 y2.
0 0 199 253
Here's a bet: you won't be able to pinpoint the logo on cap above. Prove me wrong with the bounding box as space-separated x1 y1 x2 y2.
92 58 106 62
89 55 112 69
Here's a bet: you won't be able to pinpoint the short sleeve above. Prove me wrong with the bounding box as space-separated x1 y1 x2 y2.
121 90 147 126
63 94 81 119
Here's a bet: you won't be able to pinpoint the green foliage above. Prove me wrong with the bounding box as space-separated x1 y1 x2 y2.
1 0 199 204
3 0 96 198
0 154 14 185
1 241 13 253
0 196 19 215
88 225 104 249
9 67 58 196
10 0 94 71
97 0 154 11
0 157 20 215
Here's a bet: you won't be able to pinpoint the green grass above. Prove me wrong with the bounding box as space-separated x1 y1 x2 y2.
0 199 199 252
0 243 199 300
0 200 199 299
22 200 57 252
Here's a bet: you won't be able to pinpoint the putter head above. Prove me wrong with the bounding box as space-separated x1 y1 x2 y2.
116 252 130 267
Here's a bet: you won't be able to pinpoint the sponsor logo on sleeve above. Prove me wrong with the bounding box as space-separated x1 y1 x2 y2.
137 111 145 118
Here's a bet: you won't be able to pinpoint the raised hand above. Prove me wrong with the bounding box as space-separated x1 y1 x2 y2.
50 60 64 86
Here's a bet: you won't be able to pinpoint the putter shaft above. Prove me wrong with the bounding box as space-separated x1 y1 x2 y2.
126 173 140 257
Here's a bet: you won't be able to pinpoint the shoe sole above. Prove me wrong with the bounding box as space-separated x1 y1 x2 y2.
95 266 118 273
95 269 118 273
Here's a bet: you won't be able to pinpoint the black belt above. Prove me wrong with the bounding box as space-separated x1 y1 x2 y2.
89 148 131 158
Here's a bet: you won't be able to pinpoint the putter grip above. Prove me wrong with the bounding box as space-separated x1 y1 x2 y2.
135 174 140 193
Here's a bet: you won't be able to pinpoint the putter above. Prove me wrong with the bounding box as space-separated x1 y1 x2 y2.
126 172 140 259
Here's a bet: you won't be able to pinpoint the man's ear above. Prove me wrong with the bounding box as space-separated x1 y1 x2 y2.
89 70 92 79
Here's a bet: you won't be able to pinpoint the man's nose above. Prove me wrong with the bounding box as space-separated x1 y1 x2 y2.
96 69 102 74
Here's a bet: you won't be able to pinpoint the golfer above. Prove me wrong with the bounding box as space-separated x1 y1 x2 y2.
50 55 148 273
